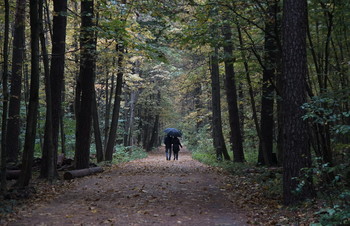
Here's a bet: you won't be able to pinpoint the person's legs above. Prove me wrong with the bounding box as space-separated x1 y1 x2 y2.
173 150 178 160
168 148 172 160
165 148 170 160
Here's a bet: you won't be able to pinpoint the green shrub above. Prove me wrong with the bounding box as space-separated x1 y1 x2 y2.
315 191 350 226
112 145 148 164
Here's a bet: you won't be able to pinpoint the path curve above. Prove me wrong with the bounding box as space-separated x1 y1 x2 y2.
9 148 248 226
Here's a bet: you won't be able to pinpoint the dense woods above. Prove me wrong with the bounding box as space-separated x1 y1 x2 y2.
0 0 350 224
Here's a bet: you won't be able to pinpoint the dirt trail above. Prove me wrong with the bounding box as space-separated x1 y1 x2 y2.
9 148 248 226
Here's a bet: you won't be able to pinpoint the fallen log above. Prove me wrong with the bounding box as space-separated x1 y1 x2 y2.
63 167 103 180
6 170 21 180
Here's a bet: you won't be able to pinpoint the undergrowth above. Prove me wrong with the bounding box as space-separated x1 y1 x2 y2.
112 145 148 164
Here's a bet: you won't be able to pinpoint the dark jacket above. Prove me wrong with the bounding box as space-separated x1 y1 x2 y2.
172 137 182 151
164 135 172 148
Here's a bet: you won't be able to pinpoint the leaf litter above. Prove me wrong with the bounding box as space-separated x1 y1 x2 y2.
1 148 318 225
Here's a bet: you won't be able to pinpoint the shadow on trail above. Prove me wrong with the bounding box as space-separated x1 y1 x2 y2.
9 148 248 226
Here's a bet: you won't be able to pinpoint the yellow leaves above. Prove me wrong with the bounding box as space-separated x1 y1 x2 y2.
89 206 98 214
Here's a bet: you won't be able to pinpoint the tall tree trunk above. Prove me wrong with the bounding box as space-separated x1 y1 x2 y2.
236 24 261 157
258 2 280 166
6 0 26 164
104 66 115 146
1 0 10 192
127 91 137 146
75 0 95 169
238 83 244 142
93 90 104 162
17 0 40 188
105 44 124 161
193 84 203 131
123 92 130 147
282 0 314 205
39 0 56 180
222 17 244 162
210 47 230 161
50 0 68 173
146 91 161 152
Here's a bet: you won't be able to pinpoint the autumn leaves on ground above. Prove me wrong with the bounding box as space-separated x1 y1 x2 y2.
3 149 315 225
3 148 245 225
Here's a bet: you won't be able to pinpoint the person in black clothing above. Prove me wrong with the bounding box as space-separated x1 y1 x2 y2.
172 136 182 160
164 135 172 160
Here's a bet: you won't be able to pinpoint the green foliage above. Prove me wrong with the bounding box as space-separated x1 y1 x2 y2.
295 155 350 225
111 145 147 164
192 140 282 199
314 192 350 226
302 89 350 137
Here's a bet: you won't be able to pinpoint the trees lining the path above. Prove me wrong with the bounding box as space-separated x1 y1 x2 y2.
0 0 349 215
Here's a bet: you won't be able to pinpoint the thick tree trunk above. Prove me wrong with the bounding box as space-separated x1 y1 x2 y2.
1 0 10 192
222 19 244 162
39 0 56 180
105 44 124 161
282 0 314 205
17 0 40 188
210 48 230 161
75 0 95 169
6 0 26 164
258 3 280 166
44 0 68 177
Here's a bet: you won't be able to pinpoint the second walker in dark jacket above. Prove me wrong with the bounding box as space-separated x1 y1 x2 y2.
172 137 182 160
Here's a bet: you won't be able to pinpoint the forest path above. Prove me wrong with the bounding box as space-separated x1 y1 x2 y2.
9 148 248 226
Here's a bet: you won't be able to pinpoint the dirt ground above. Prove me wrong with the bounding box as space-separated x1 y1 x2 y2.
6 148 249 226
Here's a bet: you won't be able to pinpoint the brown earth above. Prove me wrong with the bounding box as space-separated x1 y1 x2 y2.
6 148 249 226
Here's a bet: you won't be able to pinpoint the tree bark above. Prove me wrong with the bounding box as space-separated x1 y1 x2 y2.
105 44 124 161
1 0 10 192
93 90 104 162
75 0 95 169
104 64 114 146
222 17 244 162
258 2 280 166
282 0 314 205
17 0 40 188
146 91 161 152
127 91 137 146
48 0 68 176
210 47 230 161
39 0 56 180
6 0 26 164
